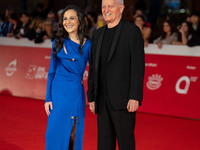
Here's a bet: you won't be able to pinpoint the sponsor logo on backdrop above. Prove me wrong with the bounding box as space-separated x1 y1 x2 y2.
175 76 198 94
45 55 51 59
145 63 158 67
35 67 48 79
25 65 37 79
146 74 163 90
186 65 196 70
25 65 48 80
5 59 17 77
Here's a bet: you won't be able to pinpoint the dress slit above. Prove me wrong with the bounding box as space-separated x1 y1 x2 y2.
69 118 77 150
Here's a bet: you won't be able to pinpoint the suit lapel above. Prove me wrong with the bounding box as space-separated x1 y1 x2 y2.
94 26 106 71
107 19 124 63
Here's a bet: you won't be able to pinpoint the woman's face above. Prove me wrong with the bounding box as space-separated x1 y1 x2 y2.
63 9 79 35
20 14 29 24
135 17 145 27
45 22 53 31
180 22 188 32
163 22 171 33
38 22 43 29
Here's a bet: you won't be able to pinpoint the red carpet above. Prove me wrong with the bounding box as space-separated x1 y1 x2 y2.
0 95 200 150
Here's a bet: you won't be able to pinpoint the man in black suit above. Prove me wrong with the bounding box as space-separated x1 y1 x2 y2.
87 0 145 149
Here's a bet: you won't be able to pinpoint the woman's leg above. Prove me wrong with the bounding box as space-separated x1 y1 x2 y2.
69 120 76 150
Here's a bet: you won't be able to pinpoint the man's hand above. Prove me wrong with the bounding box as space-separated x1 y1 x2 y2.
89 102 95 114
44 102 53 116
127 99 139 112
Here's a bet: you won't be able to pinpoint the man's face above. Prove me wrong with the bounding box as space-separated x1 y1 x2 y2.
48 13 55 22
191 15 199 25
102 0 124 24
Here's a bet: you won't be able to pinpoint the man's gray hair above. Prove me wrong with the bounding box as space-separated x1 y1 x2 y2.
117 0 124 5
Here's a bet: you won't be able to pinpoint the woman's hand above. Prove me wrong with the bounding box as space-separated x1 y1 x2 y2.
44 102 53 116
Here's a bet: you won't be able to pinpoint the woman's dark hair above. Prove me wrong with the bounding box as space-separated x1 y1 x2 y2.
151 15 168 42
20 12 29 18
9 12 19 22
161 19 177 39
177 21 193 42
84 14 92 37
53 5 86 58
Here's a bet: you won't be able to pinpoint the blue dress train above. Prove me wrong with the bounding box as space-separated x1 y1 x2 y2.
45 37 91 150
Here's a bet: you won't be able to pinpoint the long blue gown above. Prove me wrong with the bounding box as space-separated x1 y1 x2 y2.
45 37 91 150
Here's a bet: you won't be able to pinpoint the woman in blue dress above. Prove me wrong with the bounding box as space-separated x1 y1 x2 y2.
44 5 91 150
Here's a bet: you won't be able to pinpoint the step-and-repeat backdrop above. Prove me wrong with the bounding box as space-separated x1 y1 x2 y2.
0 37 200 119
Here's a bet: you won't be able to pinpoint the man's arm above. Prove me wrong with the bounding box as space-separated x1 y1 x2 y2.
127 25 145 111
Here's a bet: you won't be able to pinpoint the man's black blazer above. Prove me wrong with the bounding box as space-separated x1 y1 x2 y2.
87 19 145 110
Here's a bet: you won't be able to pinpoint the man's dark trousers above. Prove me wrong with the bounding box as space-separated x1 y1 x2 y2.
97 82 136 150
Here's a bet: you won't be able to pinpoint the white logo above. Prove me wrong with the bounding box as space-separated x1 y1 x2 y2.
146 74 163 90
35 66 48 79
186 65 196 70
25 65 38 79
175 76 190 94
5 59 17 77
45 56 51 59
145 63 158 67
25 65 48 80
175 76 198 94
